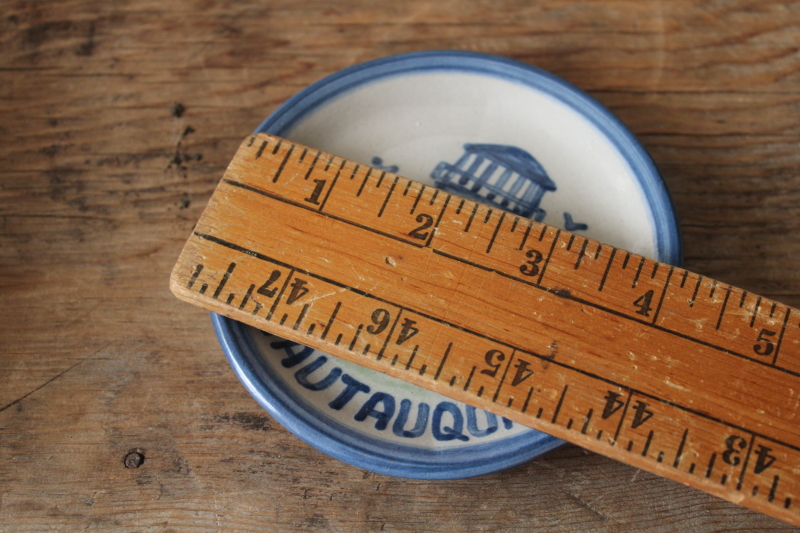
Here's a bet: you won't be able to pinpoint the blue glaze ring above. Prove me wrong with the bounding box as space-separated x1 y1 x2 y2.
212 51 683 479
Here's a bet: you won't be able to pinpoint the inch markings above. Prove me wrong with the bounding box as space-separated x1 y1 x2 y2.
170 133 800 526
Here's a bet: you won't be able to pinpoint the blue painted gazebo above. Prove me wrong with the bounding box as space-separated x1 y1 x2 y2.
431 144 556 221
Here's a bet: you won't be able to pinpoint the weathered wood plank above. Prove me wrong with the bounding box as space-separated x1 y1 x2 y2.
2 0 799 530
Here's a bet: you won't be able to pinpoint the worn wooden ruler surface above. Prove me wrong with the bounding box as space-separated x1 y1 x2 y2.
171 133 800 525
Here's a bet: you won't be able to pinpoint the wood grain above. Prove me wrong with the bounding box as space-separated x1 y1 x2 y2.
2 0 800 531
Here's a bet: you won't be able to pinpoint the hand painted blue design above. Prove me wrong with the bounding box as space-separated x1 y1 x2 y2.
563 212 588 231
431 144 557 221
371 156 399 173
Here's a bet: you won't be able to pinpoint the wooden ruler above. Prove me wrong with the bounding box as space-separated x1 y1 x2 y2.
171 133 800 525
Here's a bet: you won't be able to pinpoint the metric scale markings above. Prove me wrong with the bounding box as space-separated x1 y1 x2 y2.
171 133 800 525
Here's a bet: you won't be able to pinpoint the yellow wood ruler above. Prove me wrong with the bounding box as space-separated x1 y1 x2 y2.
171 133 800 525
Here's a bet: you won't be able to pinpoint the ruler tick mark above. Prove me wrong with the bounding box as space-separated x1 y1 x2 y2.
632 256 646 288
410 184 426 214
425 194 451 247
599 248 617 292
486 212 506 254
567 419 573 430
298 147 307 162
622 252 631 270
405 345 419 371
349 164 360 180
740 290 748 308
307 323 316 335
449 375 456 387
324 155 334 172
510 217 519 233
521 387 533 413
335 333 342 346
492 350 515 402
349 325 362 351
538 224 547 241
265 268 294 322
519 220 533 250
567 233 575 251
403 180 412 196
392 354 399 366
770 301 777 318
651 262 659 279
434 343 453 381
581 409 593 434
750 296 762 327
463 366 476 391
594 244 603 261
419 365 428 376
356 168 372 197
464 203 479 233
239 284 255 310
483 208 493 224
709 279 717 299
536 407 543 419
689 463 696 474
279 314 288 326
272 139 282 155
255 140 268 159
770 476 780 502
651 266 674 324
690 276 703 307
736 435 756 491
318 160 345 212
377 176 399 218
680 270 688 289
320 301 341 340
575 239 588 270
773 307 791 365
375 170 386 188
477 386 484 397
187 264 203 289
303 152 321 180
642 430 654 457
551 385 568 423
429 189 439 205
455 198 465 214
536 229 561 286
705 453 717 478
252 302 262 315
213 262 236 299
716 286 731 330
272 145 294 183
674 429 688 468
376 311 403 361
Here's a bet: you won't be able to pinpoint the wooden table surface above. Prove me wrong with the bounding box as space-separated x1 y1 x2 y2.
2 1 800 531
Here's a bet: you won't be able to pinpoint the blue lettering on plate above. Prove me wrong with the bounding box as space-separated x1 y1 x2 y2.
393 399 429 438
271 338 518 443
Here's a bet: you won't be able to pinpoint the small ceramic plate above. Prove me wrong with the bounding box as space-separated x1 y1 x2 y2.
213 51 682 479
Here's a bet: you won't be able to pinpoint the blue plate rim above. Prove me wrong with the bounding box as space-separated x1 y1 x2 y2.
216 50 683 479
